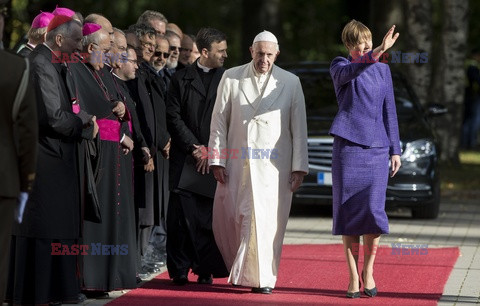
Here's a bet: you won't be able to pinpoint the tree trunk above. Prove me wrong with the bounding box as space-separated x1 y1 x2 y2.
431 0 468 163
402 0 433 107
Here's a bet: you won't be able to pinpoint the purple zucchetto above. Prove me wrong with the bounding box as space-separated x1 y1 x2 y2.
82 23 102 36
52 6 75 17
31 11 55 29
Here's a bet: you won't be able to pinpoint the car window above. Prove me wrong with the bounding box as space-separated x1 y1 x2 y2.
295 70 339 117
292 67 423 118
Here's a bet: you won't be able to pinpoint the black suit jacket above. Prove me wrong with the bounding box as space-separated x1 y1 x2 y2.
166 62 225 189
0 50 37 198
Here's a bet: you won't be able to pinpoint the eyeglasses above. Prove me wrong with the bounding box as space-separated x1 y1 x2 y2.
154 51 170 58
126 58 138 65
179 47 192 53
140 41 156 49
169 46 180 52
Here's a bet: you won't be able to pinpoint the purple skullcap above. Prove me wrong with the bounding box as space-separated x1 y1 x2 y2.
52 6 75 17
31 11 55 29
47 15 73 32
82 23 102 36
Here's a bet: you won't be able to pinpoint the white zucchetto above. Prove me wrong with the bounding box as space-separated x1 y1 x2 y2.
252 30 278 44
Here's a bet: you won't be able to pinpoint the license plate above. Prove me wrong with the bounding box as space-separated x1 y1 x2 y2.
317 172 332 186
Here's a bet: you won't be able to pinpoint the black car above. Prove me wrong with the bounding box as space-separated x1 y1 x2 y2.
285 62 447 219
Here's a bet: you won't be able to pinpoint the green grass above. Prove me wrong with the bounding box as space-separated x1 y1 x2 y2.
440 151 480 195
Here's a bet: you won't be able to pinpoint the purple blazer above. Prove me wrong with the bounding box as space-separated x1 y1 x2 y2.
329 51 401 155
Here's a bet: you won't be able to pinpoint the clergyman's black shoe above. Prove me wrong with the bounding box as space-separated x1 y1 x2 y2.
172 274 188 285
197 274 213 284
251 287 273 294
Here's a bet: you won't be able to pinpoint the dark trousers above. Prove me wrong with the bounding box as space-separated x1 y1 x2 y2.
166 191 228 279
0 198 15 303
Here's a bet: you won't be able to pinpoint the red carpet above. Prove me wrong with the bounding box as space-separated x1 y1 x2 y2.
108 244 459 305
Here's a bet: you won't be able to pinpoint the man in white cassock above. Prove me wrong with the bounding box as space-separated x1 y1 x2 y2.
208 30 309 294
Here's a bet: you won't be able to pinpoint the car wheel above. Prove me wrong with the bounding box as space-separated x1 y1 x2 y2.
411 181 440 219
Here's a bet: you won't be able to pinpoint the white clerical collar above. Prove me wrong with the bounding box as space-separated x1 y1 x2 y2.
43 42 55 53
197 60 211 73
112 71 124 81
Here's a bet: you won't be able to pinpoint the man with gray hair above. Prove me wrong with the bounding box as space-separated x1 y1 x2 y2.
69 23 138 295
137 10 168 35
7 15 98 305
209 30 308 294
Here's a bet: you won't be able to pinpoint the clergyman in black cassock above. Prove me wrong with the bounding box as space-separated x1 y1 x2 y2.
7 18 96 305
69 28 137 292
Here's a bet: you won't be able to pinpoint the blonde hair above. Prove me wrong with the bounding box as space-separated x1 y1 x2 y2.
341 19 372 49
27 27 47 44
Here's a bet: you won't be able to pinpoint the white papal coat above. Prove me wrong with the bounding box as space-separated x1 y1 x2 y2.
208 61 308 288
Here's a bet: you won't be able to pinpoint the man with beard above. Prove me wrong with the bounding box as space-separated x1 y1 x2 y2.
7 15 98 305
166 27 229 285
150 35 170 96
68 24 137 295
164 30 181 86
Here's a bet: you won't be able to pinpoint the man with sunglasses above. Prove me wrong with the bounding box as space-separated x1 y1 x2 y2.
164 30 181 77
151 35 170 76
125 24 171 279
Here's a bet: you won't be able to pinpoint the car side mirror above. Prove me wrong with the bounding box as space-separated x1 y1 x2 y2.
427 103 448 116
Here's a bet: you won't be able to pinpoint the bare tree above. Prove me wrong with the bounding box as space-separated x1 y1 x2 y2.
402 0 433 106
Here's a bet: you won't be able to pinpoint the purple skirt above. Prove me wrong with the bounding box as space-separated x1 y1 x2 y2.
331 136 390 235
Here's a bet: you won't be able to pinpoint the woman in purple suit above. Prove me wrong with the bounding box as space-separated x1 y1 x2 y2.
329 20 401 298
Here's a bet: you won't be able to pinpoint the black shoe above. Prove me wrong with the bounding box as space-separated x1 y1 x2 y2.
346 291 360 298
197 275 213 284
138 270 151 280
251 287 273 294
172 274 188 285
346 280 361 298
142 263 160 273
61 293 88 303
362 271 377 297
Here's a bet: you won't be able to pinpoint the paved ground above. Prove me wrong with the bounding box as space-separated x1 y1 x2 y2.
62 197 480 305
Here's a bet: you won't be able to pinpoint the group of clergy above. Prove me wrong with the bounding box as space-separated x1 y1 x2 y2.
4 7 197 304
